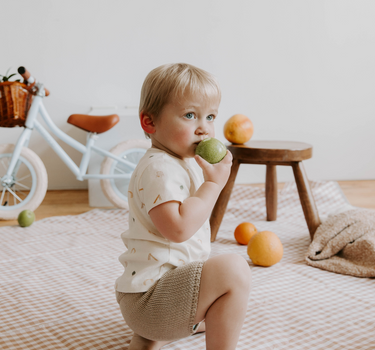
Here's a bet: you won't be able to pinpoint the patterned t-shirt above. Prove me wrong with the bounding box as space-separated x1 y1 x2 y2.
115 147 211 293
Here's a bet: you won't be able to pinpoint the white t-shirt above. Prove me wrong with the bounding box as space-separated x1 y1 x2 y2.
115 147 211 293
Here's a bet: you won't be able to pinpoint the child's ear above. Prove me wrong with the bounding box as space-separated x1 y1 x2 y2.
140 111 156 134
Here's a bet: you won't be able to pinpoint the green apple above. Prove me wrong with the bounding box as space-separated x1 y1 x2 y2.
18 210 35 227
195 137 227 164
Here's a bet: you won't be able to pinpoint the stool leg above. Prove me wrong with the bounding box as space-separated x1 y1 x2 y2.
210 159 240 242
292 161 321 240
266 164 277 221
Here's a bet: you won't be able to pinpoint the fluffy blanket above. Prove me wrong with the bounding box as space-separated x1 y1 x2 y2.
306 209 375 277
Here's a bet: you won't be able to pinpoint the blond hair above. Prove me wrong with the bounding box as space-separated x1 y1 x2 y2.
139 63 221 138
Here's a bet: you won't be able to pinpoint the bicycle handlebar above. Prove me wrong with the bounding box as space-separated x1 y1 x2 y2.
18 66 50 96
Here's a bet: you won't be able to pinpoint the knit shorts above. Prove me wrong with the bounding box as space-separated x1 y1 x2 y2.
116 261 204 341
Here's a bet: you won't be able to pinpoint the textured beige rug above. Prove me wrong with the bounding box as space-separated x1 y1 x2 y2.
1 181 374 350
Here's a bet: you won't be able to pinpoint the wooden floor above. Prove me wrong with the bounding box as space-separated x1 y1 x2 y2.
0 180 374 227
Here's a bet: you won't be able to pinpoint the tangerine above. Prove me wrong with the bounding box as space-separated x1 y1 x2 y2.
224 114 254 144
234 222 258 245
247 231 283 267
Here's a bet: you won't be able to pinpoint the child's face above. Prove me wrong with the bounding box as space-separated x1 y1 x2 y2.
151 91 220 161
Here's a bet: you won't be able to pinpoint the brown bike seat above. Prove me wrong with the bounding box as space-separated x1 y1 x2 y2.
67 114 120 134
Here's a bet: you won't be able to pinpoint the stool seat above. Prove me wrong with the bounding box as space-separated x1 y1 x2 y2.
228 141 312 163
210 140 321 242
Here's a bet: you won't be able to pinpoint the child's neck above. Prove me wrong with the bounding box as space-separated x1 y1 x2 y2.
151 138 188 162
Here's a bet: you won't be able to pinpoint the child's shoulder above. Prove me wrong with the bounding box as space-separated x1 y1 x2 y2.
137 148 187 175
142 148 184 166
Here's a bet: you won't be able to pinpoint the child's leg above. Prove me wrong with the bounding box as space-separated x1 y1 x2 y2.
193 253 251 350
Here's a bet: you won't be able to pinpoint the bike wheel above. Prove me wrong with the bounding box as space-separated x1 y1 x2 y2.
100 139 151 209
0 144 48 220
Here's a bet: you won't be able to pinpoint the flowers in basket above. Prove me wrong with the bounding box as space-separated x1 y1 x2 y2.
0 68 21 82
0 68 32 127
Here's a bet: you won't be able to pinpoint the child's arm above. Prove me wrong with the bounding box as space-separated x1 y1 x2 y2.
149 151 233 243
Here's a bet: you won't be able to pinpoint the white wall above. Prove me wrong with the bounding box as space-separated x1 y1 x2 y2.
1 0 375 190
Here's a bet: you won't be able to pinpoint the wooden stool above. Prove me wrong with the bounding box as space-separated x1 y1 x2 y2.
210 141 321 242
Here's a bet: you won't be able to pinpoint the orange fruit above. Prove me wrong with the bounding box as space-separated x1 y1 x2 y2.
223 114 254 144
234 222 258 245
247 231 283 267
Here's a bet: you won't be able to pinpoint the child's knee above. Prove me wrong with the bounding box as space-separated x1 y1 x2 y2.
221 254 251 289
235 255 251 288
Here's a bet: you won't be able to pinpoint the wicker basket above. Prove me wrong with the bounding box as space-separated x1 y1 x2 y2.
0 81 33 128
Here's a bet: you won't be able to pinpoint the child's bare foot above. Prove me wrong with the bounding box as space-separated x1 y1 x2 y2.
128 333 172 350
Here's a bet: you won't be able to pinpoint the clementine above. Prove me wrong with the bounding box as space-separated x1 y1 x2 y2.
247 230 283 267
223 114 254 144
234 222 258 245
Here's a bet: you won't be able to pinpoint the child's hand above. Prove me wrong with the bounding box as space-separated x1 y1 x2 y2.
194 150 233 189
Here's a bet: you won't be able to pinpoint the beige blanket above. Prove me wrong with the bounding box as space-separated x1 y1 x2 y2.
1 181 374 350
306 209 375 277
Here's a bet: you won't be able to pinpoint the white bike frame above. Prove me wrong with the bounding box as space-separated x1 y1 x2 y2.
5 83 136 183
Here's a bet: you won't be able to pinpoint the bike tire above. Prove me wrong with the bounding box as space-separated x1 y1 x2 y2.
100 139 151 209
0 144 48 220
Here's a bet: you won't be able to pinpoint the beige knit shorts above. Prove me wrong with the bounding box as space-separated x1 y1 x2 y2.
116 261 204 341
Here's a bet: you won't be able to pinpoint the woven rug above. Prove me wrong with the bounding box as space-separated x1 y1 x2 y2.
0 181 374 350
